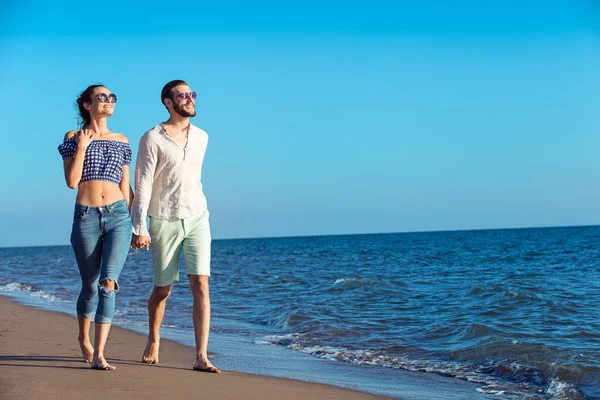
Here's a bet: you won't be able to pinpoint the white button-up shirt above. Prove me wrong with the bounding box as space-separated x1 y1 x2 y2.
131 123 208 237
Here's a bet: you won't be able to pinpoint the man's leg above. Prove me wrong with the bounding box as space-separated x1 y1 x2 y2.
182 212 219 372
142 283 172 364
142 217 183 364
189 275 219 373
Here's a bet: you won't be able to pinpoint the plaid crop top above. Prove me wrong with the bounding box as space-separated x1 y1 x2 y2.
58 138 132 185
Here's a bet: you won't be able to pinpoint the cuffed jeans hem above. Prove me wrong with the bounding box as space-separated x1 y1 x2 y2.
77 313 113 324
94 315 114 324
77 313 114 324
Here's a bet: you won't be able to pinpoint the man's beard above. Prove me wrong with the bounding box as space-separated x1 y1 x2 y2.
173 101 196 118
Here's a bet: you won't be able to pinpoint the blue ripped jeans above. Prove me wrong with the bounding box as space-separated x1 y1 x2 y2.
70 199 132 324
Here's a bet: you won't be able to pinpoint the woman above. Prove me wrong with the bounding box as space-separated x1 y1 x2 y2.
58 84 132 370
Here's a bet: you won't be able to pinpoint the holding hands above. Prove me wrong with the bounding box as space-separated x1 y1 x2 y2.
131 234 151 250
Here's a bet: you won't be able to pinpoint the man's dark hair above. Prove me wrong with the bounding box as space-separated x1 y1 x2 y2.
161 79 188 109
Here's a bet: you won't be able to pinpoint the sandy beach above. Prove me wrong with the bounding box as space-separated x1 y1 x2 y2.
0 296 391 400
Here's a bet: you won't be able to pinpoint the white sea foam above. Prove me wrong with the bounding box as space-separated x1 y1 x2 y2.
546 378 583 400
255 333 299 345
333 278 374 285
0 281 62 302
258 338 559 399
0 282 35 292
476 385 507 395
31 291 61 302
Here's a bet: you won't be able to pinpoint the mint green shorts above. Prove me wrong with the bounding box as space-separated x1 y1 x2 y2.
149 211 211 287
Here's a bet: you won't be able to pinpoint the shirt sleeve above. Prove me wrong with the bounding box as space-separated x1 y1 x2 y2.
122 144 132 165
130 132 157 237
58 139 77 158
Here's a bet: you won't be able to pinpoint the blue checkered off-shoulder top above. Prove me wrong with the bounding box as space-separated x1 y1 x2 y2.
58 138 132 185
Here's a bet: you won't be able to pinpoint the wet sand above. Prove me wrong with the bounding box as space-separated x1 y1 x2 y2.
0 295 392 400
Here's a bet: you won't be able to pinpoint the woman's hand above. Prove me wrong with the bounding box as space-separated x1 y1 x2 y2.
75 129 95 149
131 234 151 250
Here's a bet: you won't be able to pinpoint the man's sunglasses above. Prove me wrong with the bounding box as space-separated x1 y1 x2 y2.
94 93 118 103
174 92 197 101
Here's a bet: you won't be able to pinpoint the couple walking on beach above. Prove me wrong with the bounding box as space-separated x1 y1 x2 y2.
58 80 220 373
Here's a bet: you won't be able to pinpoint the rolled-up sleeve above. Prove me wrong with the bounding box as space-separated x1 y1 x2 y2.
130 133 157 237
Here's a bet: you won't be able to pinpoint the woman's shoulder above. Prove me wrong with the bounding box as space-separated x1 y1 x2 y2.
111 133 129 144
64 130 78 140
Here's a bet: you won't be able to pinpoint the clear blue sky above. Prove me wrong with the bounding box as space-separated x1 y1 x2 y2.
1 1 600 247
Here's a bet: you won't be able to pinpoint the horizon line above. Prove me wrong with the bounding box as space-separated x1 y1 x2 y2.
1 223 598 249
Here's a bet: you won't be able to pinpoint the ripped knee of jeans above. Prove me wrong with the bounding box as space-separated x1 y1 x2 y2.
98 279 119 294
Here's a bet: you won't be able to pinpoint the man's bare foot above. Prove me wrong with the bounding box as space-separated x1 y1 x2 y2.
193 358 221 373
142 339 160 364
91 357 116 371
78 339 93 363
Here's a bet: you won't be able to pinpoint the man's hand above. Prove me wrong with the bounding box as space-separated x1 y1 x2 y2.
131 234 151 250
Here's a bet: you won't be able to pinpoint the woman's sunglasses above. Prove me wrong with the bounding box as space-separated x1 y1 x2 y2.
94 93 118 103
174 92 197 101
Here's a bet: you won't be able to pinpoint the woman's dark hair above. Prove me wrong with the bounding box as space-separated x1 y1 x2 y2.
76 84 104 128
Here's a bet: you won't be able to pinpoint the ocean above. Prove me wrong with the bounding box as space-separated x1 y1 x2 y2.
1 226 599 399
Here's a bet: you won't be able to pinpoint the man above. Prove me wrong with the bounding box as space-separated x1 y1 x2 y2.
130 79 220 373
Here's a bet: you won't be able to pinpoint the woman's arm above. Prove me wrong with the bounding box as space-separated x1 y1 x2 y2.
119 165 131 207
62 130 94 189
129 185 135 211
116 134 133 208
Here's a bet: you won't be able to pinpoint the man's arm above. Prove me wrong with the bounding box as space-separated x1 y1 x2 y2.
130 132 157 249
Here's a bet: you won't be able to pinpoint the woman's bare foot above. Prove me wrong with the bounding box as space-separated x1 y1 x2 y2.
90 357 116 371
192 357 221 373
142 339 160 364
78 339 94 363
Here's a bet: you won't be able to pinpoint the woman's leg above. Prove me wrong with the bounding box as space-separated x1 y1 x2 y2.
77 315 93 363
70 205 102 363
91 203 132 370
91 323 115 370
